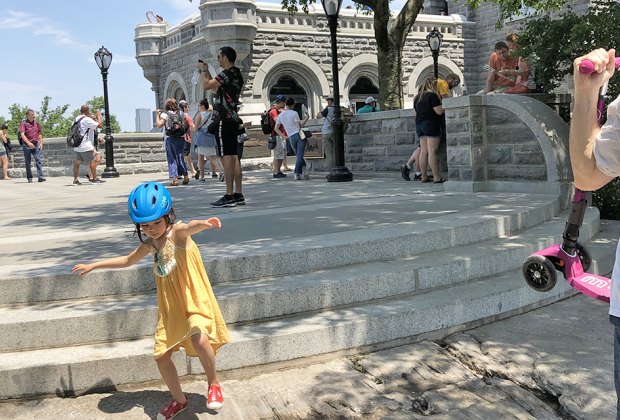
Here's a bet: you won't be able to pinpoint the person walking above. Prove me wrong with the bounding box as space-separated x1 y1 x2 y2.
274 97 306 180
199 46 245 207
72 105 103 185
316 95 336 169
413 77 445 183
72 182 230 419
194 99 224 182
178 100 197 178
18 109 46 183
156 98 190 187
0 124 12 180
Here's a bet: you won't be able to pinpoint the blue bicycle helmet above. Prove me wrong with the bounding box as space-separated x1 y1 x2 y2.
127 182 172 223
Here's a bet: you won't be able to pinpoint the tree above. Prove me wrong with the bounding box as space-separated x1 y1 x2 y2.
69 96 122 134
282 0 424 110
518 0 620 98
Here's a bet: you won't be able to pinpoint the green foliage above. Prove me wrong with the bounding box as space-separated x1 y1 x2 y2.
0 96 122 139
466 0 568 26
593 178 620 220
518 0 620 98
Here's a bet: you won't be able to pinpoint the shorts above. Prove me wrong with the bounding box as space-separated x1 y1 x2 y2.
197 146 217 157
183 140 192 156
0 149 6 156
75 150 95 163
415 120 441 138
219 119 238 156
273 136 286 160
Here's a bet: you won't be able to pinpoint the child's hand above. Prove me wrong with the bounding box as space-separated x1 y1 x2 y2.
72 263 94 276
205 217 222 229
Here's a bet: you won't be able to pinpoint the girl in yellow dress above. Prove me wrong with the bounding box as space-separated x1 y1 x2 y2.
72 181 230 420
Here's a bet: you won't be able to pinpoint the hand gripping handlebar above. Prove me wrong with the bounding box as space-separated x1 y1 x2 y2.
579 57 620 75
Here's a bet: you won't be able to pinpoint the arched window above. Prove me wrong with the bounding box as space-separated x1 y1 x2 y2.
269 75 308 118
349 76 379 112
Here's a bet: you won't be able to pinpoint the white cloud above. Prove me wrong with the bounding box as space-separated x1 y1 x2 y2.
0 81 49 96
0 10 93 50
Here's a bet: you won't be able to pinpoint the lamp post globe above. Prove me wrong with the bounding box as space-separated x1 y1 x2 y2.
426 28 443 80
94 46 119 178
321 0 353 182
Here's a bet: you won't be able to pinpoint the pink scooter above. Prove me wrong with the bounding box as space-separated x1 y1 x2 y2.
522 56 620 303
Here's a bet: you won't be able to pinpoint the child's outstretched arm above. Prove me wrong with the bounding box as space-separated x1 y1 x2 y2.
72 243 150 276
175 217 222 239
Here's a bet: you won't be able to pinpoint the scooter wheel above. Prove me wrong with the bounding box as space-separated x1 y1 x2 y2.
522 255 557 292
575 241 592 272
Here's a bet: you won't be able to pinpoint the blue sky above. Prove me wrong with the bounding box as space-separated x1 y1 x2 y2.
0 0 403 132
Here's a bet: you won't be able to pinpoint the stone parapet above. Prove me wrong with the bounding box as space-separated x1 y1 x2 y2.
443 94 572 206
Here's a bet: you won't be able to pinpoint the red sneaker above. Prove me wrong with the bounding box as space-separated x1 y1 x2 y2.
207 384 224 410
157 398 189 420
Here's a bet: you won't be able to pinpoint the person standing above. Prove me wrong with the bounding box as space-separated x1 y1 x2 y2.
316 95 335 169
270 95 287 179
413 77 445 183
72 105 103 185
568 48 620 417
199 46 245 207
274 97 306 180
0 124 11 180
179 100 197 178
19 109 45 183
194 99 224 182
156 98 190 187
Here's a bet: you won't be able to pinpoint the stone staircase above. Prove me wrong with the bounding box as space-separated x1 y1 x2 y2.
0 186 616 400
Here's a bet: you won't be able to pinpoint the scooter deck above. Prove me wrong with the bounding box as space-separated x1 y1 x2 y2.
533 245 611 303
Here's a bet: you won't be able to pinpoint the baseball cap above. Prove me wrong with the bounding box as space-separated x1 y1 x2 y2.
275 95 286 102
326 94 334 100
178 100 188 107
365 96 377 104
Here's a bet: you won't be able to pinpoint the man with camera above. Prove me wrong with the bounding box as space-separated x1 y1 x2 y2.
198 46 245 208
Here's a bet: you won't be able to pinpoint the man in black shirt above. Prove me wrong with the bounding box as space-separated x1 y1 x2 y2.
199 46 245 207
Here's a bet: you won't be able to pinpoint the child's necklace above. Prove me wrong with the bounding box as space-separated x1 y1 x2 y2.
152 229 177 277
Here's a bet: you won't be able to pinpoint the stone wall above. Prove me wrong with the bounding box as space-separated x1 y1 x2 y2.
443 95 572 203
5 134 168 179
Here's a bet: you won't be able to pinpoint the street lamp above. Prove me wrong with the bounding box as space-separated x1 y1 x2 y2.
426 27 443 80
94 46 119 178
321 0 353 182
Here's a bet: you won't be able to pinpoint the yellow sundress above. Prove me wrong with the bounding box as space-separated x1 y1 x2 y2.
150 236 230 359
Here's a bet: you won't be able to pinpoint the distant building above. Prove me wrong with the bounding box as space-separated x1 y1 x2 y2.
135 108 152 132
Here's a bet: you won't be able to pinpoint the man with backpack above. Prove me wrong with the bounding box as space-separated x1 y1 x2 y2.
156 98 190 187
72 105 103 185
19 109 46 183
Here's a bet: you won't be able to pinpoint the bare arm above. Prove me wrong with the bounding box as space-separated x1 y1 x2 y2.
433 105 445 116
156 111 166 128
200 67 221 91
274 122 287 139
175 218 222 238
485 71 495 93
72 243 150 275
570 48 617 191
193 114 203 133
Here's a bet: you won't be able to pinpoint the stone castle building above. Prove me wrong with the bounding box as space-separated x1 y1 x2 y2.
133 0 584 123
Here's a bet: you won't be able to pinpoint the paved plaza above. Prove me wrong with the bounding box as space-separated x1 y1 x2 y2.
0 167 618 419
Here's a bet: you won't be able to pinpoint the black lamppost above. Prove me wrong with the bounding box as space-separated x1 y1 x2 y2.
321 0 353 182
426 28 443 80
94 46 119 178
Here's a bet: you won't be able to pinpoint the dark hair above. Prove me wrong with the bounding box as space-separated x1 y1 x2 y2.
219 46 237 64
285 97 295 107
164 98 178 112
199 98 210 108
133 209 176 243
0 124 7 130
494 41 509 51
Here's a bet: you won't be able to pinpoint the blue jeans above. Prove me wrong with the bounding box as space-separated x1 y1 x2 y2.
612 315 620 419
165 136 188 178
22 144 44 180
288 132 306 175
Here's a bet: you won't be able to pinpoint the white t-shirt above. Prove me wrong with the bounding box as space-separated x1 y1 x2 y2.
74 115 99 152
275 109 300 137
593 94 620 317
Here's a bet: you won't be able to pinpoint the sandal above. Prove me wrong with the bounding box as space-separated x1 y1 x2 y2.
422 178 432 183
171 178 179 187
434 178 446 184
182 176 190 185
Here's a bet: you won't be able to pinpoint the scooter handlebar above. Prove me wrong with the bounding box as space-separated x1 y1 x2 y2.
579 57 620 75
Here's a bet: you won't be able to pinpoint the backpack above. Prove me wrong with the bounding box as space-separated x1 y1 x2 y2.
165 111 188 137
66 116 88 148
260 109 273 134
